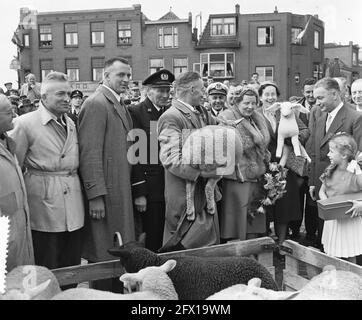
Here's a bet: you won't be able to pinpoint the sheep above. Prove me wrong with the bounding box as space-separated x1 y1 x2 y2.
265 102 311 167
207 265 362 300
1 265 61 300
108 236 279 300
51 260 178 300
181 124 244 220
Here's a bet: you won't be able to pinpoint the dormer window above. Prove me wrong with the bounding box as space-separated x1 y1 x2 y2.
211 17 236 36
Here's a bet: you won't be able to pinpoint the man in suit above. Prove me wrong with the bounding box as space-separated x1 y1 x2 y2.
157 71 220 252
307 77 362 249
206 82 228 117
78 57 135 291
68 90 83 126
128 69 175 252
351 79 362 112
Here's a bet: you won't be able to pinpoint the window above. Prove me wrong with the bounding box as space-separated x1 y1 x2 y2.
353 52 358 66
158 26 178 48
314 30 320 49
193 63 201 74
23 34 30 47
118 22 132 44
211 17 236 36
64 23 78 47
313 63 323 80
200 53 234 78
257 27 274 46
40 59 53 81
39 24 52 47
91 22 104 45
291 27 302 44
65 59 79 81
149 58 164 74
255 66 274 82
91 57 104 82
173 58 188 77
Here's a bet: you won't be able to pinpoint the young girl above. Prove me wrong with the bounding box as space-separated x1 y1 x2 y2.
319 133 362 264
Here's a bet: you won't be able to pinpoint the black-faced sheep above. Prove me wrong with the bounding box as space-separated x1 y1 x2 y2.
108 237 279 300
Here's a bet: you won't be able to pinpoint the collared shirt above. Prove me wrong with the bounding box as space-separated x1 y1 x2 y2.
9 102 84 232
177 99 196 112
356 105 362 112
102 84 121 102
152 102 161 112
327 102 344 126
71 105 81 116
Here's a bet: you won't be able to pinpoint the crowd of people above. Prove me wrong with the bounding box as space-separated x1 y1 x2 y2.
1 57 362 292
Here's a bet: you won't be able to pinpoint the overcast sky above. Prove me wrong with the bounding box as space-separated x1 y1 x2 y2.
1 0 361 88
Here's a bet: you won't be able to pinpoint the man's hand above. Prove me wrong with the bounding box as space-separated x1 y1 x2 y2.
309 186 316 201
89 196 105 220
346 200 362 218
134 196 147 213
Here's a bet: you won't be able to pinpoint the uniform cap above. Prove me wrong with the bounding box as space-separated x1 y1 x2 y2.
206 82 228 96
142 69 175 87
70 90 83 99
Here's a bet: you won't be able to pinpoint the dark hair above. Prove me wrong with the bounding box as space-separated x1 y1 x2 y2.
315 77 340 93
234 86 259 105
302 77 317 88
104 57 130 69
252 72 259 76
258 81 281 97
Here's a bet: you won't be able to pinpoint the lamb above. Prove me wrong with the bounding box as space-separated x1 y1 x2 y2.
1 265 61 300
108 236 279 300
207 265 362 300
181 124 244 220
52 260 178 300
265 102 311 167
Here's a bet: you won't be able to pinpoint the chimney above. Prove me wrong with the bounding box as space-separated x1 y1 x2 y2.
192 27 198 42
274 6 278 14
235 4 240 14
133 4 141 11
314 14 318 19
188 12 192 24
349 41 353 46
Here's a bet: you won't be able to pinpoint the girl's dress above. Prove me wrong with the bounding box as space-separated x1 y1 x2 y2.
321 169 362 258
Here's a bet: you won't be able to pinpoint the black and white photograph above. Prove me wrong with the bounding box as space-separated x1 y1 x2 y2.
0 0 362 308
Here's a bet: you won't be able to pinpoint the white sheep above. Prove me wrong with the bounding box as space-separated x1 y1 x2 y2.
265 102 311 167
207 265 362 300
1 265 61 300
181 124 244 220
51 260 178 300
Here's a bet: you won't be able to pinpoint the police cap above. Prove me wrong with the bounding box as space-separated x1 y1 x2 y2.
70 90 83 99
142 69 175 88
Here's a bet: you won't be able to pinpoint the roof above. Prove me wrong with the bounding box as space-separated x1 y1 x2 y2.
158 11 180 21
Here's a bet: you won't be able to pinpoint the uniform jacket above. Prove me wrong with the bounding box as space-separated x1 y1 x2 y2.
78 85 135 261
10 103 84 233
0 135 34 271
306 103 362 194
128 97 164 202
158 99 220 251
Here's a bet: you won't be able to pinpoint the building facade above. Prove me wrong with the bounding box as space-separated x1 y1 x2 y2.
324 41 361 84
14 5 324 98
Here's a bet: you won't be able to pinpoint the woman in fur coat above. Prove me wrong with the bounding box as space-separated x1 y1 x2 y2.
218 86 270 241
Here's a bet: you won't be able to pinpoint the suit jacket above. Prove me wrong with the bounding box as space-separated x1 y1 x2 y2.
78 85 135 261
306 103 362 194
128 97 163 201
158 99 219 250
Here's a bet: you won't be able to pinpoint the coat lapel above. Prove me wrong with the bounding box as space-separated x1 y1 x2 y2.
61 114 76 155
99 86 132 132
320 106 345 147
173 100 202 129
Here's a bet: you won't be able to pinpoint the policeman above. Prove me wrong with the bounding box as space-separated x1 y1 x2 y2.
128 69 175 252
206 82 228 117
68 90 83 125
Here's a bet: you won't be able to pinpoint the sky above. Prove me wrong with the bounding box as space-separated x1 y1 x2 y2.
1 0 361 88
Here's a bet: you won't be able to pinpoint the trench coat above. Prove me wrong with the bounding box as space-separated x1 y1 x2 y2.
0 135 34 272
157 99 220 252
78 85 135 262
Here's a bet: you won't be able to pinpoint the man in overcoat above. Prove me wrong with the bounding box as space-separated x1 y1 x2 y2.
157 71 220 252
307 77 362 248
0 95 34 272
78 58 136 289
128 69 174 252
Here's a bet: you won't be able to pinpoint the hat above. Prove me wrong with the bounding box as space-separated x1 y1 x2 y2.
142 69 175 87
18 98 32 108
4 82 12 86
258 81 281 97
9 89 19 96
70 90 83 99
207 82 228 96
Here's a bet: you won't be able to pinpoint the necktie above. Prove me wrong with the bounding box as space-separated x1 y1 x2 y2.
325 113 333 133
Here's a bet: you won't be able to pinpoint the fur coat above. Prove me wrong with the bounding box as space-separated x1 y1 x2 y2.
219 108 271 181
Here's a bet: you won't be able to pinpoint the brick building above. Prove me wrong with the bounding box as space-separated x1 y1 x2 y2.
194 5 325 99
14 4 324 98
324 41 361 84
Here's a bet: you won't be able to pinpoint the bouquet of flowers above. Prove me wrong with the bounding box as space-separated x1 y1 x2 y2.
256 162 288 214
